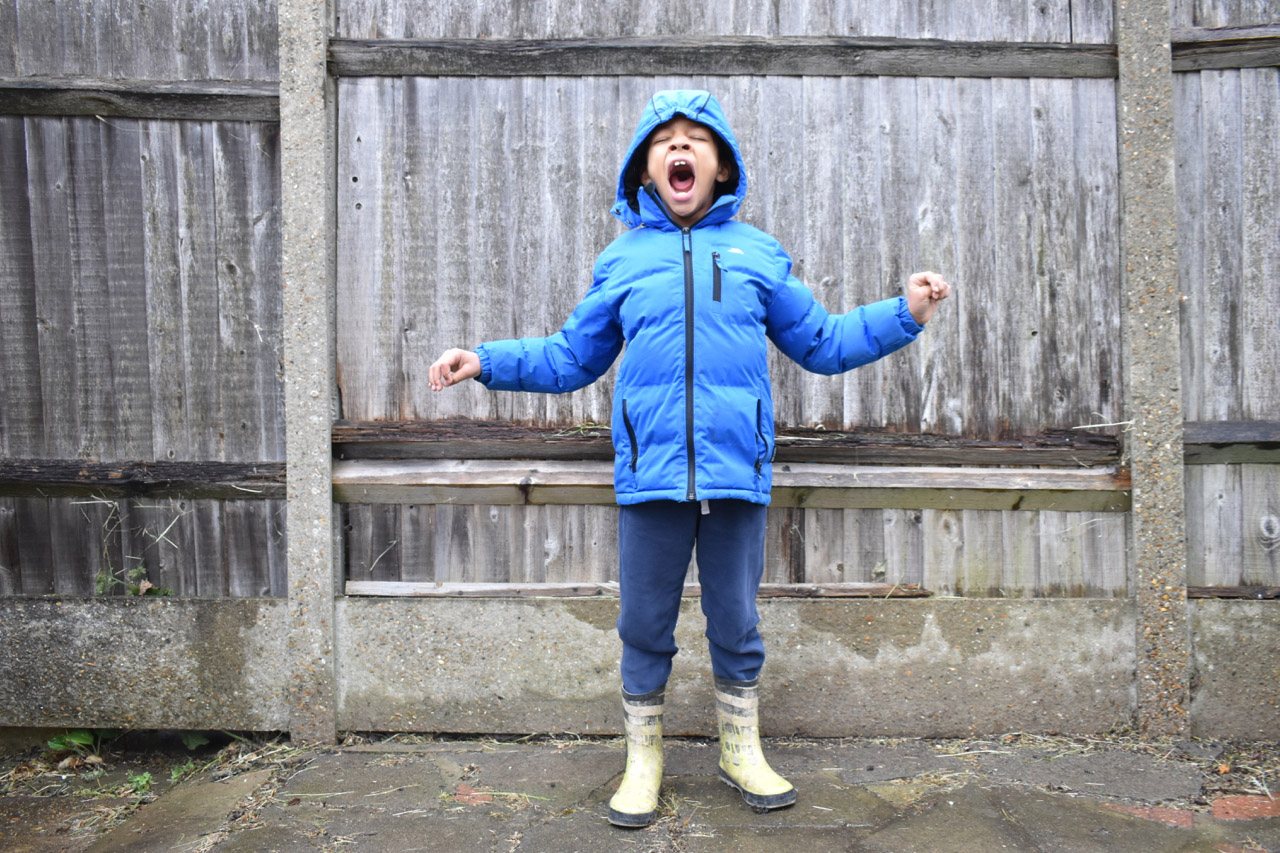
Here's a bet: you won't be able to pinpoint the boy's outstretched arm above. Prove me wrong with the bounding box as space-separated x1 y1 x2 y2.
906 271 951 325
429 348 481 391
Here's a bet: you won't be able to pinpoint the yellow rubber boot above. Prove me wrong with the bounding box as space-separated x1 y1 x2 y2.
715 676 797 812
607 687 664 827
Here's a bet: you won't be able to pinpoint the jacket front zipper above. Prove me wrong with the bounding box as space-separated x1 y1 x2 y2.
644 182 705 502
682 227 696 500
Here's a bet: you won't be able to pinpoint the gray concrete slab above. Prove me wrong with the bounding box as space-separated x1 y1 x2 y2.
9 738 1280 853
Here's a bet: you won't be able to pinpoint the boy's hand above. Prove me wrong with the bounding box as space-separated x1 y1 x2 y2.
429 348 481 391
906 271 951 325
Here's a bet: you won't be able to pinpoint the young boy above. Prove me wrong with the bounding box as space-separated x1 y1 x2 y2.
429 89 949 827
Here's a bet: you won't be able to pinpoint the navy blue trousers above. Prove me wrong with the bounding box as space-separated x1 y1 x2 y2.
617 499 768 695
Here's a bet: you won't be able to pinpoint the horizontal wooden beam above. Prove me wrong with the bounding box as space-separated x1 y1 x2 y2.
345 581 931 598
333 458 1131 512
333 419 1122 468
1184 421 1280 464
0 459 286 500
329 36 1118 79
1172 25 1280 71
1188 586 1280 600
0 76 279 121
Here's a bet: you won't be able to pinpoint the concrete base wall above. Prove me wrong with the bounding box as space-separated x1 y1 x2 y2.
335 598 1137 737
0 599 290 730
1189 600 1280 741
2 597 1275 739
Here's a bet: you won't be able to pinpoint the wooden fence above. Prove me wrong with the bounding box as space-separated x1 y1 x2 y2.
0 0 1277 601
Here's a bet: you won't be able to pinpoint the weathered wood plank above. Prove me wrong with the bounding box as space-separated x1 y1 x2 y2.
0 78 280 121
333 458 1131 510
1172 26 1280 70
1186 464 1245 586
1241 463 1280 585
1188 585 1280 599
0 459 287 499
1240 68 1280 423
0 118 44 457
329 37 1120 79
344 580 931 597
333 419 1123 466
1185 421 1280 463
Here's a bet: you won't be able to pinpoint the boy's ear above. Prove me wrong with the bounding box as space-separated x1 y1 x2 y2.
639 169 651 185
717 162 731 183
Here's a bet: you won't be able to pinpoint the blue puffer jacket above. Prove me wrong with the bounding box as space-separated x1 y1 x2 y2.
477 90 923 505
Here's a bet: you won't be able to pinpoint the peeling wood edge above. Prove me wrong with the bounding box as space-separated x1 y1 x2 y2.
0 460 287 500
1172 26 1280 71
0 76 280 121
328 36 1119 79
343 581 931 598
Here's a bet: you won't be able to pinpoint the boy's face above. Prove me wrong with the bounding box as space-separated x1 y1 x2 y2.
639 116 731 228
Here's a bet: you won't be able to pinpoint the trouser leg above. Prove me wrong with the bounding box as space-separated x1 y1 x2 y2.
694 500 768 682
617 501 697 695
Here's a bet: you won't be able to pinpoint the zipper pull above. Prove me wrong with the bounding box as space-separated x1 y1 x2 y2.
682 228 692 255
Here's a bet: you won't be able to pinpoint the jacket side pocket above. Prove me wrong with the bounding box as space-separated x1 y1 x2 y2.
754 398 768 475
622 399 639 473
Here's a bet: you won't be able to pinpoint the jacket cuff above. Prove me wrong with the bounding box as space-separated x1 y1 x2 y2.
895 296 924 337
476 345 493 386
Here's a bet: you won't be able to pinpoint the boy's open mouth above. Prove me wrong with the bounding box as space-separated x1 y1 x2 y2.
668 159 696 197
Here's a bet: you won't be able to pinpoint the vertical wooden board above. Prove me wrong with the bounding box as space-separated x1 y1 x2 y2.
25 118 81 458
921 509 963 597
344 504 401 583
990 0 1029 41
952 78 999 438
1198 70 1245 422
958 511 1004 597
882 508 924 586
1195 462 1248 587
991 79 1039 435
1030 77 1084 429
12 498 53 595
337 77 402 421
1171 0 1196 28
140 121 190 460
179 121 224 460
192 499 227 597
547 505 614 583
1240 69 1280 421
101 118 154 460
914 77 963 436
206 0 276 81
223 501 276 597
396 504 436 583
13 0 64 75
66 117 118 460
799 76 846 428
758 76 810 428
1192 0 1238 28
398 78 440 419
0 499 19 594
841 76 888 430
506 504 544 584
836 508 888 583
803 508 846 583
213 121 284 460
266 499 287 598
130 497 193 596
1000 509 1041 597
1241 464 1280 585
1076 512 1129 596
879 76 922 431
1072 0 1115 43
1039 511 1088 596
516 77 554 427
0 0 15 75
1027 0 1072 40
49 496 114 596
1175 72 1206 421
0 118 45 457
763 506 805 584
1074 77 1123 428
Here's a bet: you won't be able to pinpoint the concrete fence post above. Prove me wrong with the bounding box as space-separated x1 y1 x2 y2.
279 0 340 744
1115 0 1190 735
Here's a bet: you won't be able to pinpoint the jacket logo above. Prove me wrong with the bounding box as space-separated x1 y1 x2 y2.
728 248 745 255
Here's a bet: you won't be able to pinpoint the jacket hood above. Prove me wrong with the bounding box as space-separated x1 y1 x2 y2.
611 90 748 229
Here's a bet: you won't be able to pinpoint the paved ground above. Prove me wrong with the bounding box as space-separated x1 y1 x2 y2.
3 734 1280 852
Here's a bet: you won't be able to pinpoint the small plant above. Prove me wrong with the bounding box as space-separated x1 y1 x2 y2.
181 732 211 751
170 759 198 784
95 562 172 597
127 771 153 796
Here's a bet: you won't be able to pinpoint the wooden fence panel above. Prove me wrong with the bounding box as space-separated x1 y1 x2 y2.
336 76 1123 439
1173 0 1279 29
336 0 1110 42
4 0 277 80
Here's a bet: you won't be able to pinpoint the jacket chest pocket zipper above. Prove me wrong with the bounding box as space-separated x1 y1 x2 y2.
622 399 639 473
711 252 724 314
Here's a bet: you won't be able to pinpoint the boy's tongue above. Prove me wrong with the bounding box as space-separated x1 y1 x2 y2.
668 163 695 196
